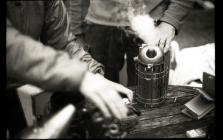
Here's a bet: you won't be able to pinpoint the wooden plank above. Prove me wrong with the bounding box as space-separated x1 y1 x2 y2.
124 85 214 138
128 111 214 134
132 95 195 111
122 91 197 129
120 101 188 131
167 133 186 138
127 115 214 138
130 85 199 97
130 85 198 110
130 114 192 133
138 105 184 121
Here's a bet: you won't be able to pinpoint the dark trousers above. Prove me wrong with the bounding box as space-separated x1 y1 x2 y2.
50 92 87 138
84 23 141 86
7 88 27 138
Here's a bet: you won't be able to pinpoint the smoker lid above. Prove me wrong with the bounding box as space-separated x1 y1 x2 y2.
137 44 163 64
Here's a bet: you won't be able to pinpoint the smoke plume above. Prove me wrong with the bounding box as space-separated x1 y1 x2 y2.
127 2 157 45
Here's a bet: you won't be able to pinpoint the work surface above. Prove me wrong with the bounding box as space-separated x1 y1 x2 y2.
124 85 214 138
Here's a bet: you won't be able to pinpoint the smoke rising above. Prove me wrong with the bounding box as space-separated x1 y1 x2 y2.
127 2 157 46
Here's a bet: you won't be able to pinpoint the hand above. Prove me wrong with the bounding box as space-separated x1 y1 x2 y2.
129 15 175 53
79 72 133 119
154 22 175 53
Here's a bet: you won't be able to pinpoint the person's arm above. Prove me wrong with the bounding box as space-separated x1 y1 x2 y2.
153 0 195 52
7 18 87 92
7 18 133 119
65 0 90 60
40 0 104 75
158 0 195 34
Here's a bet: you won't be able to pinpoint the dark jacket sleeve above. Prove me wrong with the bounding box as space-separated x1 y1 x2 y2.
40 0 104 75
64 0 90 35
158 0 195 34
7 18 88 92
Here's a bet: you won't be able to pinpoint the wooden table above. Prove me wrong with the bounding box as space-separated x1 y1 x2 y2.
124 85 214 138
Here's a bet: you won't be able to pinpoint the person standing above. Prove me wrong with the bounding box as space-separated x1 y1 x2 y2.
68 0 194 86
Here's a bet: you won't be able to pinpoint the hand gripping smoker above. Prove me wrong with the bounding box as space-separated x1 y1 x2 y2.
134 44 170 108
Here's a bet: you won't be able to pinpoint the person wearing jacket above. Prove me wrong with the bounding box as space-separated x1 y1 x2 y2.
67 0 195 86
7 0 133 137
62 0 90 52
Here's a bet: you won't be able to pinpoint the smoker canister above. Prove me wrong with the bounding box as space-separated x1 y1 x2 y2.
134 44 170 108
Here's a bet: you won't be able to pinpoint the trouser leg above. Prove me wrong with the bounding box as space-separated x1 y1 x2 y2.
125 35 142 86
85 24 125 83
7 88 27 138
50 92 86 138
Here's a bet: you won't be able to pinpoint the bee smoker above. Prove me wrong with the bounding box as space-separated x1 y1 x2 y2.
134 44 170 108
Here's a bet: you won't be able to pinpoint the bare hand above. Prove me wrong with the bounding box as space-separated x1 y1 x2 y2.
79 72 133 119
154 22 175 53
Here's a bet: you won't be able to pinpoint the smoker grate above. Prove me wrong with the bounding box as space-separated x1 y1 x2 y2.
134 51 170 108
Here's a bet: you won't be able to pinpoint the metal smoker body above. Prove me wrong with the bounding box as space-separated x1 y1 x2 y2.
134 44 170 108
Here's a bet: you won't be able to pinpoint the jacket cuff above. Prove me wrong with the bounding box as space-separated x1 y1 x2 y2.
158 15 179 35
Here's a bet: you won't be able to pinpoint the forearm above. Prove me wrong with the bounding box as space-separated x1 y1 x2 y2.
65 41 105 75
159 0 195 34
41 0 104 75
7 21 88 92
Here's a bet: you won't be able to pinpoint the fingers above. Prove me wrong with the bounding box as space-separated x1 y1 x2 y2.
80 73 131 119
108 80 133 101
164 39 171 53
109 91 128 119
98 90 128 119
157 38 165 52
88 92 112 118
157 37 172 53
